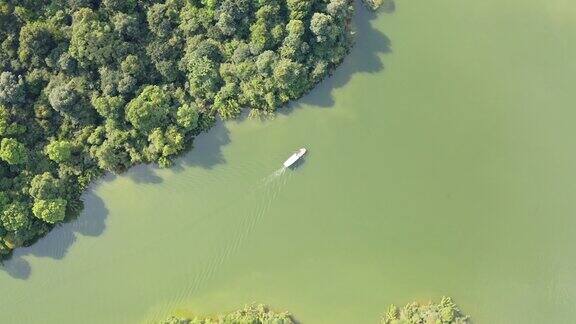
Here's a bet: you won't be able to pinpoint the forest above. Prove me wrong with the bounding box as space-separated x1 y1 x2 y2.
0 0 356 257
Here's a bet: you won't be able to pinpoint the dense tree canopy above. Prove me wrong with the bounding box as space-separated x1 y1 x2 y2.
0 0 354 257
383 297 469 324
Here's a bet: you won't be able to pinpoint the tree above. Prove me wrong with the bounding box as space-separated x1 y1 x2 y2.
0 105 24 136
48 81 94 122
327 0 350 20
32 198 67 224
0 71 25 106
280 20 306 60
0 138 28 165
69 8 120 67
256 50 278 76
287 0 313 20
1 202 31 232
93 139 131 172
146 0 181 38
29 172 62 200
186 56 222 102
91 95 124 120
125 85 171 134
176 103 199 131
382 297 469 324
310 13 337 43
18 21 57 67
103 0 136 13
45 140 73 163
111 12 141 40
273 59 307 100
215 0 253 37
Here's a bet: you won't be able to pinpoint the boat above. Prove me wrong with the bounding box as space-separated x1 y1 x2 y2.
283 148 307 168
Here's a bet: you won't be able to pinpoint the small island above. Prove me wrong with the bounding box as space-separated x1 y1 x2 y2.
162 304 295 324
0 0 358 257
160 297 469 324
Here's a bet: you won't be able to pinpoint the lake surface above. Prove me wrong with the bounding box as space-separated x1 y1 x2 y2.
2 0 576 323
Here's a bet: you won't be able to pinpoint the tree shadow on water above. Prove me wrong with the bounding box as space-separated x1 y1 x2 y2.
172 117 231 171
283 3 392 111
1 186 109 280
127 164 164 184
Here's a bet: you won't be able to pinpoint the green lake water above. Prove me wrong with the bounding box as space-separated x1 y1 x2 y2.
2 0 576 323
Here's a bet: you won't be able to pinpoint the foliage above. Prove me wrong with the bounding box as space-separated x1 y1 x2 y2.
0 0 356 258
162 304 295 324
362 0 395 12
32 198 67 224
162 299 470 324
0 138 27 165
382 297 470 324
362 0 384 11
1 202 31 232
45 140 73 163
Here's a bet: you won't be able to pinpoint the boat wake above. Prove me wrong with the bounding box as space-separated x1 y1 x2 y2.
168 167 292 309
262 167 287 185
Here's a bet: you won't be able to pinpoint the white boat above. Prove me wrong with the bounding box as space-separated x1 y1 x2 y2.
283 148 307 168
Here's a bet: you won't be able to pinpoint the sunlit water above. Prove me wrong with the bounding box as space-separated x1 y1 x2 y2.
2 1 576 323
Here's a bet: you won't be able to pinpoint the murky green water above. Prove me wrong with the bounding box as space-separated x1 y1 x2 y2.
2 1 576 323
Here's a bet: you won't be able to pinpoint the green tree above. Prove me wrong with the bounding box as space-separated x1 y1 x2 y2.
111 12 141 40
1 202 31 232
69 8 121 67
186 56 222 102
176 103 199 131
273 59 307 100
0 105 24 136
287 0 313 20
280 19 305 60
146 0 181 38
18 21 57 67
29 172 62 200
125 85 171 134
103 0 136 13
32 198 67 224
382 297 469 324
45 140 73 163
91 95 124 120
0 138 28 165
0 71 25 106
310 13 337 43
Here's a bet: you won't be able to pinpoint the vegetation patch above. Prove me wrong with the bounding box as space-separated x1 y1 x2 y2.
160 297 470 324
162 304 295 324
382 297 470 324
0 0 355 258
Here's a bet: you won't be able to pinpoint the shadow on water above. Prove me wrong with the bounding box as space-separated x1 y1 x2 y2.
288 156 308 170
0 1 391 280
381 0 396 14
282 2 392 112
127 164 164 184
1 183 110 280
173 117 231 171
